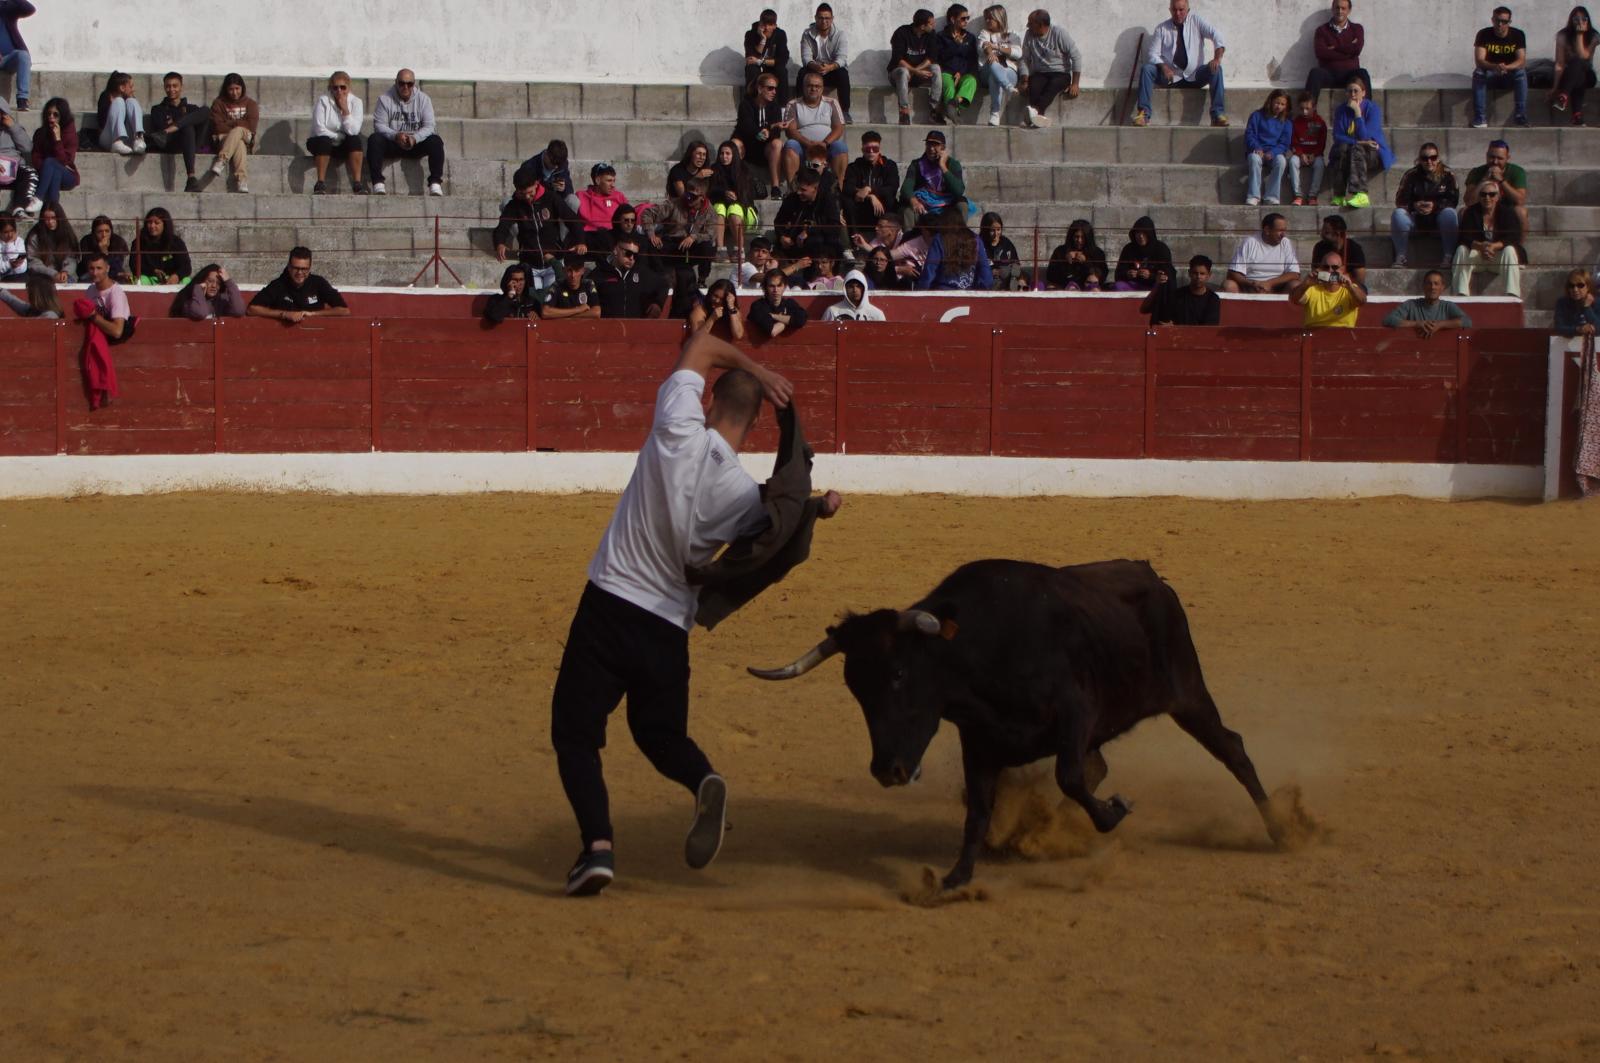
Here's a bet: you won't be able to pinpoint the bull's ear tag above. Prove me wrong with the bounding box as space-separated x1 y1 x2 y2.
939 619 959 641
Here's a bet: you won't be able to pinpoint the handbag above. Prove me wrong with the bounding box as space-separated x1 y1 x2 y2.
0 156 18 188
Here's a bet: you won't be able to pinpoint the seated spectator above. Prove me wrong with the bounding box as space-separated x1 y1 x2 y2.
96 72 146 155
978 5 1023 127
640 176 717 317
1550 7 1598 125
514 139 576 215
1113 216 1174 292
840 130 899 238
592 236 664 319
1383 270 1474 335
1451 179 1525 298
709 140 759 261
1305 0 1371 100
732 74 787 200
0 1 33 112
748 268 808 336
483 262 543 323
807 249 846 291
1133 0 1228 128
900 130 964 231
1045 218 1107 291
774 168 843 260
740 237 775 287
0 94 37 215
78 252 126 408
28 97 75 204
918 204 992 290
130 207 191 285
308 71 366 195
688 278 746 338
146 72 211 193
1327 80 1390 209
208 73 258 193
798 4 853 123
1464 140 1530 237
1290 248 1365 327
601 205 651 271
0 213 23 276
862 245 910 290
575 162 630 256
822 269 886 320
542 255 603 320
25 200 74 282
367 69 444 197
76 215 130 283
1390 143 1460 268
937 5 982 120
1224 213 1300 293
667 141 715 201
745 9 791 105
172 264 245 320
0 269 59 318
247 247 351 323
1473 6 1529 127
784 71 848 185
1310 214 1366 290
1141 255 1221 325
1244 90 1291 206
982 211 1026 290
889 9 944 125
494 169 572 272
1289 90 1328 206
1555 268 1599 337
1018 8 1083 129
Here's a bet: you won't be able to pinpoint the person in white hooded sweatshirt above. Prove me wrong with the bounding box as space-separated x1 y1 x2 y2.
366 69 445 196
821 268 886 321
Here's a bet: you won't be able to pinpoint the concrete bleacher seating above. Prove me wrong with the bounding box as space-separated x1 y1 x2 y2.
24 71 1599 311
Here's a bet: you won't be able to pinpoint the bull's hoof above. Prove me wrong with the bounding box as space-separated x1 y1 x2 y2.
1091 794 1132 833
940 866 973 892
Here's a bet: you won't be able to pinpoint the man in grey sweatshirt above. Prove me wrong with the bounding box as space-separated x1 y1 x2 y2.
798 4 852 122
1018 9 1083 129
366 68 446 196
0 94 39 215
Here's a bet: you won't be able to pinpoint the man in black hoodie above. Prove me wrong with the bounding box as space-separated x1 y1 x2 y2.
494 170 573 269
840 130 900 237
147 72 212 192
773 168 843 260
1112 215 1175 291
483 262 543 323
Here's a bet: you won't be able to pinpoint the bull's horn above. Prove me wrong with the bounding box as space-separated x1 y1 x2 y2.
897 610 942 635
747 637 839 681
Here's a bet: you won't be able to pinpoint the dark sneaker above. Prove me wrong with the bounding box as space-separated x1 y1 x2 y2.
685 773 728 870
313 180 328 195
898 110 911 126
353 182 370 195
184 176 200 193
1512 113 1529 127
769 184 782 200
564 848 615 896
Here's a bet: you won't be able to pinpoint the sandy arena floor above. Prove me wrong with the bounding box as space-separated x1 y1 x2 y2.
2 491 1598 1061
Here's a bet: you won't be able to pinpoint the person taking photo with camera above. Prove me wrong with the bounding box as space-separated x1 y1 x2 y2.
1289 248 1365 328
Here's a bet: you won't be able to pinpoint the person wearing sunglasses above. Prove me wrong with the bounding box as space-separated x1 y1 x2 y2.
1554 268 1599 338
308 71 367 195
1472 6 1529 127
367 69 445 196
1549 6 1598 125
1390 143 1460 267
1451 179 1525 299
840 130 900 239
1463 139 1529 237
592 235 665 319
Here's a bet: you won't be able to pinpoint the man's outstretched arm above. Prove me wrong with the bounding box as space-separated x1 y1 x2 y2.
674 332 795 408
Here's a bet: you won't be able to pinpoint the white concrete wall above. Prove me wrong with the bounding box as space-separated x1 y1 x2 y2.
22 1 1579 89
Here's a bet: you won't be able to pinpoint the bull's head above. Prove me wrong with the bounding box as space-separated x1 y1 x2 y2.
750 609 956 788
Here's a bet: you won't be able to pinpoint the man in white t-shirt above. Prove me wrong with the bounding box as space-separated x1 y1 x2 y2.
84 252 130 339
783 70 848 186
552 332 842 896
1223 212 1301 294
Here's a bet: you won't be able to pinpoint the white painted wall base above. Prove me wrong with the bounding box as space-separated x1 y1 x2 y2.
0 452 1543 502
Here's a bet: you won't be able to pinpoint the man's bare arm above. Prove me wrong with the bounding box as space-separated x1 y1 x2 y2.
674 332 794 407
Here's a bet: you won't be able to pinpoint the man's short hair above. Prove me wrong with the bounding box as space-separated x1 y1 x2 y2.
794 168 822 188
288 246 313 262
760 8 778 25
164 71 183 83
544 140 569 168
613 233 641 250
861 130 883 145
1493 6 1512 19
1488 138 1511 153
1189 254 1213 270
711 369 764 428
1261 212 1287 230
816 2 833 14
1322 214 1348 235
750 237 772 253
514 169 540 191
1029 8 1051 25
685 176 709 195
913 8 936 25
1296 89 1316 105
803 70 824 86
1422 269 1445 285
762 268 788 285
83 251 109 268
563 254 587 271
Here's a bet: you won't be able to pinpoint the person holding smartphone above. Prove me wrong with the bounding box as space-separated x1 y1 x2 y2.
1289 249 1365 328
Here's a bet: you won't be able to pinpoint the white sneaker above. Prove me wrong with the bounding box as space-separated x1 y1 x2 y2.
987 110 1001 126
234 180 249 194
427 181 444 197
1032 109 1053 128
1245 196 1260 206
372 181 388 195
111 139 134 156
21 196 43 217
132 133 147 154
210 158 227 178
1023 106 1040 128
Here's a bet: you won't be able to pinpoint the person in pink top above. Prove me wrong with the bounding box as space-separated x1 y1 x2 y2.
574 161 631 258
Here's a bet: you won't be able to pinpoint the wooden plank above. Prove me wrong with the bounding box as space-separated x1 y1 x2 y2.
1310 436 1456 463
226 378 371 403
380 403 528 430
1155 408 1301 436
213 320 225 452
1157 385 1302 413
379 427 529 452
222 427 372 453
1153 435 1300 461
370 321 382 452
381 376 527 405
54 324 67 454
224 402 371 431
64 429 216 456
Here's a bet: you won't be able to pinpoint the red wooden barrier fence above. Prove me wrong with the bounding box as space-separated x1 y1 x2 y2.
0 319 1549 465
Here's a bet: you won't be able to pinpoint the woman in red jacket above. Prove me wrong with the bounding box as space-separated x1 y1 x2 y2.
29 95 76 202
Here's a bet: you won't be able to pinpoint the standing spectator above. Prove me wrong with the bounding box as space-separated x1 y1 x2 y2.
840 130 900 238
1133 0 1228 128
1223 213 1300 293
542 256 603 320
514 140 576 216
172 264 245 320
1464 140 1530 237
1326 80 1391 209
981 212 1025 290
774 167 843 261
748 268 808 336
1390 143 1460 267
745 10 791 105
25 200 74 282
147 73 211 193
494 169 571 273
640 176 718 318
247 247 351 323
1142 255 1221 325
575 162 631 256
689 278 747 337
592 235 664 319
936 5 982 121
208 73 258 194
1305 0 1371 101
1017 8 1083 130
1452 179 1525 298
918 204 992 290
367 69 444 197
1 93 38 215
798 4 852 124
76 215 130 283
822 270 886 320
0 269 58 317
667 141 715 201
889 9 945 126
130 207 190 285
1288 90 1328 206
96 72 146 156
0 214 23 276
1045 218 1107 291
732 74 787 200
1311 214 1366 290
483 262 542 323
1383 270 1474 335
308 71 366 195
1473 6 1529 127
978 5 1024 127
1113 216 1175 292
1243 89 1292 206
862 245 908 290
1550 6 1598 125
899 130 965 230
78 253 125 408
1554 268 1599 337
0 0 33 112
783 71 847 186
709 140 759 262
1290 248 1365 327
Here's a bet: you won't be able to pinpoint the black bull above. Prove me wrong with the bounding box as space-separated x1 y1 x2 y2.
750 559 1288 889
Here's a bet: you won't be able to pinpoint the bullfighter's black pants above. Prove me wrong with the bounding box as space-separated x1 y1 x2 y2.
550 581 712 848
